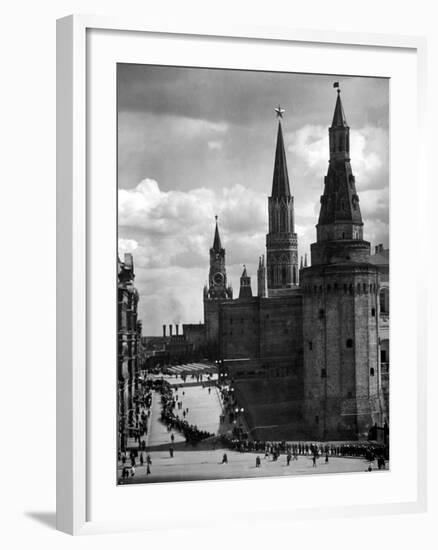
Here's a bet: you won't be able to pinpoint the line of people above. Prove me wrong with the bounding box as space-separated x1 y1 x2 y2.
220 436 388 462
159 382 213 444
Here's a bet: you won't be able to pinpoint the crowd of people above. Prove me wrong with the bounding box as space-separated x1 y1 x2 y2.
158 381 213 445
219 436 388 463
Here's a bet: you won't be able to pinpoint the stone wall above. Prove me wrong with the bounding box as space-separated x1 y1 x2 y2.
301 263 383 440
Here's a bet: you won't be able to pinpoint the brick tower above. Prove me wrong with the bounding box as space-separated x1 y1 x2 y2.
266 107 298 294
203 216 233 356
301 87 383 440
239 265 253 298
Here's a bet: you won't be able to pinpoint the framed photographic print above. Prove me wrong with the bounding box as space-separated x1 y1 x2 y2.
57 15 427 535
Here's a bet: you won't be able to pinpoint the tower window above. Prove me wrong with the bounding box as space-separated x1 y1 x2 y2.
347 391 353 398
321 369 327 378
308 341 313 351
318 309 325 319
315 415 319 424
370 368 375 376
282 266 287 285
230 318 233 324
346 339 353 348
371 308 376 317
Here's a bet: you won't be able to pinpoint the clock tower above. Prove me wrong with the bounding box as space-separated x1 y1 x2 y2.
203 217 232 356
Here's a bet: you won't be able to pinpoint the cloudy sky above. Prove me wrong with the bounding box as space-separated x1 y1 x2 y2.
118 64 389 336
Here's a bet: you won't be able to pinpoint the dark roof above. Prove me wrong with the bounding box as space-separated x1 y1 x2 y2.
271 122 291 198
212 220 222 250
331 92 348 127
368 249 390 266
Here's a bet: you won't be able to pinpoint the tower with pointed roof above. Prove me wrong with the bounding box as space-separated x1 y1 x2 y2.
257 256 267 297
311 88 369 266
203 217 233 356
239 265 253 298
266 110 298 294
301 88 383 440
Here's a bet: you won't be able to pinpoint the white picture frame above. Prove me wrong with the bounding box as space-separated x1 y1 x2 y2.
56 15 428 535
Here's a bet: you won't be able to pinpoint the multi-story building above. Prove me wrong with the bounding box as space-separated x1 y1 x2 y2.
117 253 141 451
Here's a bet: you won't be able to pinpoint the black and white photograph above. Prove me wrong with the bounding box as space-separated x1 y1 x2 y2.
117 64 390 484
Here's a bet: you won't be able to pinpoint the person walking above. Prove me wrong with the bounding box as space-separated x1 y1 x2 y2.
146 463 151 476
221 453 228 464
287 452 292 466
312 454 317 467
169 447 174 458
256 456 261 468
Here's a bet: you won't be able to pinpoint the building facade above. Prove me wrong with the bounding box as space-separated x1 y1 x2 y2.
117 253 142 451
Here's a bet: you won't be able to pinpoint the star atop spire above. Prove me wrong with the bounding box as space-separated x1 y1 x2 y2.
274 104 285 119
242 264 248 277
212 216 222 251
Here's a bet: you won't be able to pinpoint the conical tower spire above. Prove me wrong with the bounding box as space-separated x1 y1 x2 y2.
331 89 348 127
266 105 298 291
310 86 370 266
271 119 291 198
212 215 222 251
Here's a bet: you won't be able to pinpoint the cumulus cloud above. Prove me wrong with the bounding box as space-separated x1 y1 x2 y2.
118 179 268 334
208 140 224 150
287 124 388 191
118 238 138 256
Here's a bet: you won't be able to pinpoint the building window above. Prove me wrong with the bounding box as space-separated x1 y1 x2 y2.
230 318 233 324
318 309 325 319
370 368 375 376
380 288 389 315
371 307 376 317
321 369 326 378
308 341 313 351
347 391 353 398
346 339 353 348
282 266 287 285
315 415 319 424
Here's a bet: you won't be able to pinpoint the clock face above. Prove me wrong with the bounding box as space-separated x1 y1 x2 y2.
213 272 224 285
